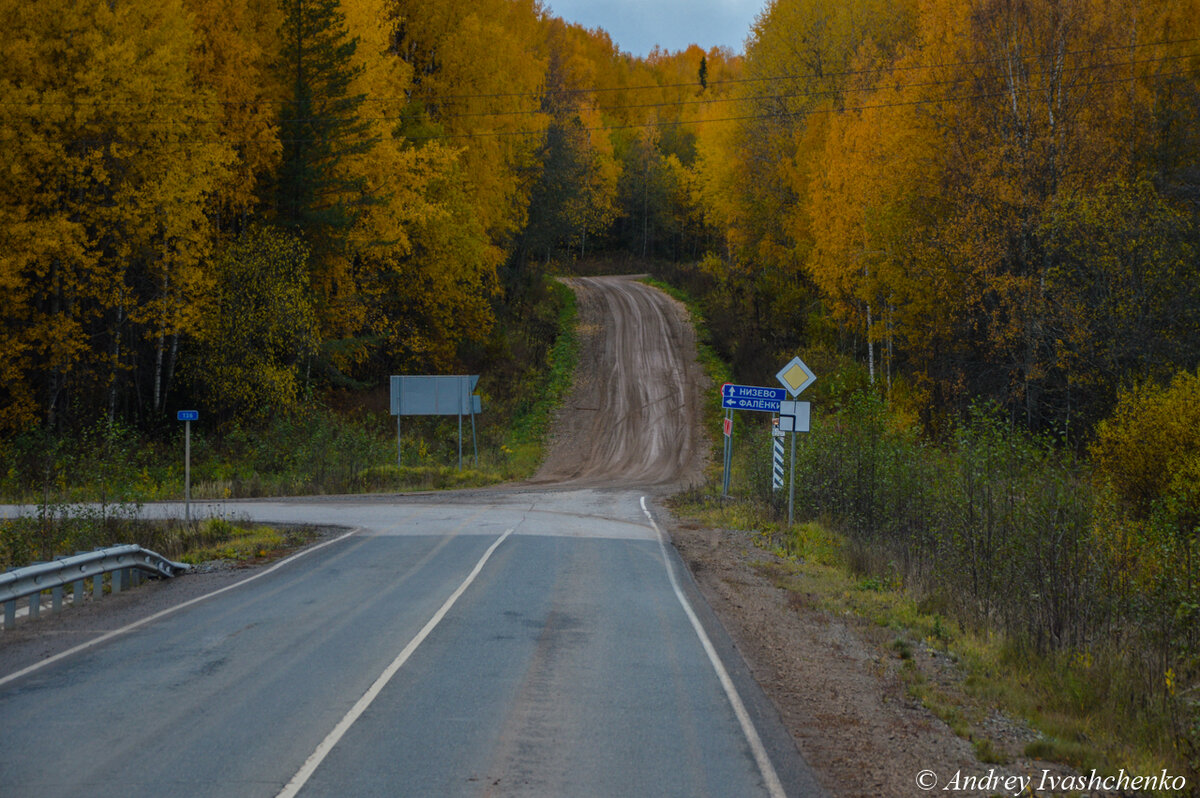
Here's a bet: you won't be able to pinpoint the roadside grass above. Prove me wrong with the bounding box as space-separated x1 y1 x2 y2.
651 271 1194 792
504 276 580 467
176 519 321 565
0 282 577 504
668 475 1192 790
0 511 322 571
0 395 563 506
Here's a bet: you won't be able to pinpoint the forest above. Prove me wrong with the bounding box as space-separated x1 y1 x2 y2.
0 0 736 436
2 0 1196 440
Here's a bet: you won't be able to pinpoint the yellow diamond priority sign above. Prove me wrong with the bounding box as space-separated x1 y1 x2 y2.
776 356 816 397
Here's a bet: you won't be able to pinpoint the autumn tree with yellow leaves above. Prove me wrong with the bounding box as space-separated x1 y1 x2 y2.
690 0 1200 432
0 0 727 435
4 0 1194 447
0 0 233 432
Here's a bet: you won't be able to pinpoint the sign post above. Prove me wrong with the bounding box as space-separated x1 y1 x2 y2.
722 411 733 496
776 356 817 526
390 376 482 471
771 418 785 491
177 410 199 524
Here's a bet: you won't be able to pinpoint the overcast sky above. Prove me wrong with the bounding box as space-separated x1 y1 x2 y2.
544 0 768 57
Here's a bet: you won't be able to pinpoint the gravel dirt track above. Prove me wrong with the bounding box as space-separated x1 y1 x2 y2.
531 275 708 490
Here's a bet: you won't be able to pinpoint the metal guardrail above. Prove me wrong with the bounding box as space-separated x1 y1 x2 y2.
1 545 189 630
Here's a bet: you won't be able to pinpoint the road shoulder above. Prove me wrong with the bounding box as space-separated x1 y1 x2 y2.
0 527 347 681
664 515 1065 798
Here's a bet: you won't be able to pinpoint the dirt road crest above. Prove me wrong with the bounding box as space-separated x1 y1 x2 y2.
533 275 708 491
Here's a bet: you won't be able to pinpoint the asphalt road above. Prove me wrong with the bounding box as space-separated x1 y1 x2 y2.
0 277 825 797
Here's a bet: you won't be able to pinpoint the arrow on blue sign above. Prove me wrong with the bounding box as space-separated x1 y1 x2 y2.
720 383 785 412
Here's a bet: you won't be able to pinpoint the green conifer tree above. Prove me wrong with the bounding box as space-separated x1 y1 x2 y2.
274 0 377 258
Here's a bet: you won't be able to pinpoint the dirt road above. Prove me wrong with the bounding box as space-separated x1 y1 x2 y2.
532 275 708 490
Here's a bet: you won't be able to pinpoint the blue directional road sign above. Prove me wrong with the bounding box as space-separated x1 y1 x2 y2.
176 410 199 422
720 383 786 412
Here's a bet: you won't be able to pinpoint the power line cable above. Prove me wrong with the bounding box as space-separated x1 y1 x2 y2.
1 34 1195 112
372 33 1200 102
412 67 1200 140
434 49 1199 121
1 48 1194 136
1 65 1190 150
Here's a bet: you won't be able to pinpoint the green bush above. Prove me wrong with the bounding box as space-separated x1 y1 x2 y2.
737 380 1198 780
747 391 1096 652
1092 367 1200 525
1091 370 1200 719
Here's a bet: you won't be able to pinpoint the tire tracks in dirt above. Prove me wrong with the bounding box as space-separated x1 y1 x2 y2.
531 275 708 490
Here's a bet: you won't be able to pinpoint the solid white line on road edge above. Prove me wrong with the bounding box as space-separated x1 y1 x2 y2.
640 496 787 798
276 527 514 798
0 527 362 690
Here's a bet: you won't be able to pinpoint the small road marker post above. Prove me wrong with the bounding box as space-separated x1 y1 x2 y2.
176 410 199 524
771 418 785 491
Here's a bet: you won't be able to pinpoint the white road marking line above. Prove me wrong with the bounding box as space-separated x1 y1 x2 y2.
640 496 787 798
275 527 514 798
0 527 362 689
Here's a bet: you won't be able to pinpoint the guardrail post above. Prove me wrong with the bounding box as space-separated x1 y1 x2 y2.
2 545 188 627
